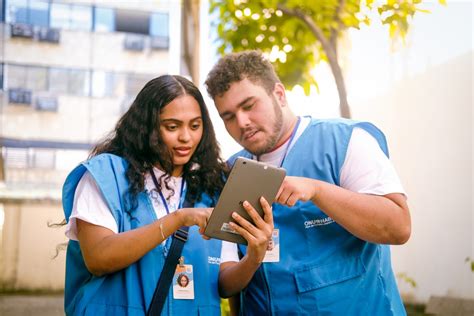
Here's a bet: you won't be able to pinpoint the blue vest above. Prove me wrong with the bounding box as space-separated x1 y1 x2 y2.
229 119 406 316
62 154 222 316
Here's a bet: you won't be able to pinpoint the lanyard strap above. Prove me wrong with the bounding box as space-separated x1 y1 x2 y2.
147 170 191 316
150 169 185 254
279 116 301 167
256 116 301 167
147 224 190 316
150 168 185 214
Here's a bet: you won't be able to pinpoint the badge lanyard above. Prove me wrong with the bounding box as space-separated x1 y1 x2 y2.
150 169 185 256
257 116 301 168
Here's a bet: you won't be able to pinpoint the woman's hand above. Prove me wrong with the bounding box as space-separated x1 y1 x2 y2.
176 207 212 237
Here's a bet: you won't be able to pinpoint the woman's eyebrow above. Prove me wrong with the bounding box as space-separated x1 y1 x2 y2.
161 116 202 123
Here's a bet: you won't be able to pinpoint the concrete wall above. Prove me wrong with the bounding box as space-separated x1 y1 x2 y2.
346 2 473 303
353 51 473 303
0 201 66 291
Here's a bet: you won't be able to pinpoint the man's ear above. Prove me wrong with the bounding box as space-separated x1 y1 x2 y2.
273 82 287 107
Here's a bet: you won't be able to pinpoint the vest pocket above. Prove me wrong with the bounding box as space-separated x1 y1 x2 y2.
294 256 366 293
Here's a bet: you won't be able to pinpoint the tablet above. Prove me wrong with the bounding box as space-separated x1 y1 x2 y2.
204 157 286 245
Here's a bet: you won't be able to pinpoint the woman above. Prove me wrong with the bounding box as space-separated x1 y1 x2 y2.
62 75 227 315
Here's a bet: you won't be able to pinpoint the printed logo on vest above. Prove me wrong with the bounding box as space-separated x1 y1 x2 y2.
304 217 334 228
208 256 221 265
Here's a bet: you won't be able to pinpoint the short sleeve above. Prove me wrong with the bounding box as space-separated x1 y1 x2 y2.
65 171 119 241
220 241 240 263
340 127 406 196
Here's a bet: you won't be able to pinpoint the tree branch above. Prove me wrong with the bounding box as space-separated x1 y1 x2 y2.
330 0 346 57
276 3 351 118
277 4 337 64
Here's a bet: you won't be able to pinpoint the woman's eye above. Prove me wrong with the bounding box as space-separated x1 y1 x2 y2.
223 114 235 122
166 125 178 131
191 123 201 130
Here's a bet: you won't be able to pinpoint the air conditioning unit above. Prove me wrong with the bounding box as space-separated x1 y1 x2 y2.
37 27 60 43
124 35 145 51
8 88 32 105
11 23 34 38
150 36 169 50
35 96 58 112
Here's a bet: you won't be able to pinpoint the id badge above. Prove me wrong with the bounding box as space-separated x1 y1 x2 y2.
172 264 194 299
263 229 280 263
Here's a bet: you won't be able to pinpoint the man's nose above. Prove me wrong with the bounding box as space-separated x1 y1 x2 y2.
235 112 251 129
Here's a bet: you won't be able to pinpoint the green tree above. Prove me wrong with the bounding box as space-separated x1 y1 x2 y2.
210 0 445 118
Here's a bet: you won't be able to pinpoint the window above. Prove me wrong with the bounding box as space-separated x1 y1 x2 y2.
48 68 68 94
69 69 90 96
7 0 28 24
26 66 48 91
29 0 48 27
70 4 92 31
150 12 169 37
32 148 55 169
6 64 46 91
4 147 29 168
0 0 4 22
0 64 4 90
50 2 91 31
56 149 88 171
3 147 56 169
49 3 68 29
92 71 116 97
94 6 115 32
7 0 49 26
115 9 150 35
49 68 90 96
6 64 27 88
126 73 152 96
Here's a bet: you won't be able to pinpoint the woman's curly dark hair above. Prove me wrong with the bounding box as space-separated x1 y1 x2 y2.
90 75 227 209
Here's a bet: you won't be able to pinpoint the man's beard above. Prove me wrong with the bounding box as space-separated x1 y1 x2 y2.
247 97 283 156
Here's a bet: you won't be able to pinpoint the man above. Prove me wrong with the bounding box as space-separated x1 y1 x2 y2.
205 50 411 315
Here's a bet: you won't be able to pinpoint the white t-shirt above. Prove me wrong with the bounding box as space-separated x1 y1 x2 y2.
65 167 184 241
220 116 406 263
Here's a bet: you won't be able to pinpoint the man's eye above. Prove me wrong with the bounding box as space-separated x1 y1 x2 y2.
243 103 254 110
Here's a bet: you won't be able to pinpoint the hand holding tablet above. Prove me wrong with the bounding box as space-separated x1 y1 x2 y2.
204 157 286 244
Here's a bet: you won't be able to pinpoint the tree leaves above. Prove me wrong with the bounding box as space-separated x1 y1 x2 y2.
210 0 432 96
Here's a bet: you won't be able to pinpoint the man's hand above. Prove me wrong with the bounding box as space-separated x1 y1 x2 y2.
229 196 274 264
276 176 318 207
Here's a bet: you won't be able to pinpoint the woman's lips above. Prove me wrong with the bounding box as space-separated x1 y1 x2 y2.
174 147 192 156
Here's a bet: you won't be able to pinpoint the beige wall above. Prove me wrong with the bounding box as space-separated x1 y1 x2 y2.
351 52 473 302
0 200 66 291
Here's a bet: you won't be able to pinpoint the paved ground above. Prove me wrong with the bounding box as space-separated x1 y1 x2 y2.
0 294 64 316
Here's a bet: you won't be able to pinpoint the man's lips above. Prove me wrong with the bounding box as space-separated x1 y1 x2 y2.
174 147 192 156
242 130 259 141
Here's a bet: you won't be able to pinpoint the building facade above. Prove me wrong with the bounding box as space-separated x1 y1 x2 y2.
0 0 186 291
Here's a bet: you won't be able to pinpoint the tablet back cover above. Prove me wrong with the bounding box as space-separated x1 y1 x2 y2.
204 157 286 244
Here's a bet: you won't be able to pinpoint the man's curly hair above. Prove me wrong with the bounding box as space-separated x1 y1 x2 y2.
205 50 281 99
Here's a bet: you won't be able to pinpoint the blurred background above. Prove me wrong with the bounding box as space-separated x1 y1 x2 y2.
0 0 472 315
